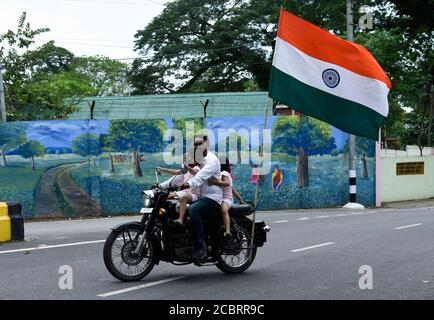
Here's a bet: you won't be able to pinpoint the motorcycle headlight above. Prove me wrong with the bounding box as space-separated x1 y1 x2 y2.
141 190 154 208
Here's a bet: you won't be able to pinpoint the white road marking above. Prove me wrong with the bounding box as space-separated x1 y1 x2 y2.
336 213 349 217
297 217 311 221
394 223 422 230
273 220 289 224
291 242 335 253
97 276 187 297
316 216 330 219
0 240 106 255
351 212 365 215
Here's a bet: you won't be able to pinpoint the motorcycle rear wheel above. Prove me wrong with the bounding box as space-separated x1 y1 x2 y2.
103 226 157 282
216 225 257 274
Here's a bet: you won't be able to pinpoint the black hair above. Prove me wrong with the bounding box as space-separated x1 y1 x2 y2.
220 157 231 173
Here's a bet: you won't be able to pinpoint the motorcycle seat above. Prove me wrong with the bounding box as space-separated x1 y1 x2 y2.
229 204 253 217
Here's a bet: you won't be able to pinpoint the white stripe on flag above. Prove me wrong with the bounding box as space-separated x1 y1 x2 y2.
273 37 390 117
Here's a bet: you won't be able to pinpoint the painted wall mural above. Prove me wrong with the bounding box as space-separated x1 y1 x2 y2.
0 116 376 218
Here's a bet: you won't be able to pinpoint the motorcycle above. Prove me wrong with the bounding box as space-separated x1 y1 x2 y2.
103 169 270 281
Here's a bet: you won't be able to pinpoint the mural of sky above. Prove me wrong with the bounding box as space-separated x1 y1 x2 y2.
332 127 349 150
22 117 348 150
26 120 109 148
205 116 273 149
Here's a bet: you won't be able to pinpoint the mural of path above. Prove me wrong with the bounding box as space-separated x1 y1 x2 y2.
33 163 102 217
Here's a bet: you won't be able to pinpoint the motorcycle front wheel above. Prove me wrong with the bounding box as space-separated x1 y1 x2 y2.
103 226 157 282
216 225 257 274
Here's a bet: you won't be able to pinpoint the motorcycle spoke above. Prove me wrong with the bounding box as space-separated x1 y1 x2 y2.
109 230 153 277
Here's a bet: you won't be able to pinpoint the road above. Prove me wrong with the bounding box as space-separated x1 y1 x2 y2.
1 206 434 300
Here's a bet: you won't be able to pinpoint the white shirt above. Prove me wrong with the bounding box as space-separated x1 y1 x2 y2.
158 166 201 196
187 151 222 204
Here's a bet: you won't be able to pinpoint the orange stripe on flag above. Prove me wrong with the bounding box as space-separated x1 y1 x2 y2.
277 9 392 89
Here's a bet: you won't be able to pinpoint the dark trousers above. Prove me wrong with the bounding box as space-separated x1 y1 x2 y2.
189 197 221 249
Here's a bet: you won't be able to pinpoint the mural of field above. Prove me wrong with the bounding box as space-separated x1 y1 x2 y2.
0 116 376 218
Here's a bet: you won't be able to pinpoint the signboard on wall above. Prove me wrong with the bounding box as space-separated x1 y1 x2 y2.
396 162 425 176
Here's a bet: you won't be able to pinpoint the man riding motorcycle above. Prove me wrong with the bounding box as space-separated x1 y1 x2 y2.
180 135 222 261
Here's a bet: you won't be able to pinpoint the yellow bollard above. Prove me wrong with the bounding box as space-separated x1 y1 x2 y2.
0 202 12 242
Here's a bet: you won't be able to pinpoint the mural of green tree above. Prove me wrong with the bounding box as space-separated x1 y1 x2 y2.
107 120 166 177
0 123 27 167
17 140 45 170
343 136 376 178
71 133 102 166
99 133 115 172
171 118 204 152
217 133 250 164
272 116 336 188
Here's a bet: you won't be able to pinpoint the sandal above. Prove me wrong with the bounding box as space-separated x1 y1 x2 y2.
174 219 183 225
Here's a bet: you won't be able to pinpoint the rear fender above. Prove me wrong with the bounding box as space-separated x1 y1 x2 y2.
236 218 268 247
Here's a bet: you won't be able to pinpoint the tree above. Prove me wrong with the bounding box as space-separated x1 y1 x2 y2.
26 41 74 74
216 133 249 163
71 133 102 166
0 12 94 121
402 112 432 156
130 0 379 94
17 140 45 170
272 116 336 188
107 120 166 177
0 123 27 167
71 56 130 96
99 133 115 172
171 117 204 153
344 136 376 178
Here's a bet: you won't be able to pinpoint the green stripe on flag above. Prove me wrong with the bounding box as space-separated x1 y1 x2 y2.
269 67 384 140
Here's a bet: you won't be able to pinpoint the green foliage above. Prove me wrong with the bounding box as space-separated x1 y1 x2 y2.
331 149 340 157
17 140 45 159
0 12 96 121
217 133 249 153
71 133 102 157
0 123 27 150
0 13 128 121
343 136 376 158
130 0 381 94
107 119 167 153
71 55 130 96
272 116 336 156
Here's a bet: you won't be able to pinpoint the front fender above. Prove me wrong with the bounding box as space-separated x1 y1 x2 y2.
111 221 145 232
110 221 162 265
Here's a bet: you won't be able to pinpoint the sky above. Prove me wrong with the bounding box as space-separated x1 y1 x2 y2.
26 120 108 147
1 0 174 61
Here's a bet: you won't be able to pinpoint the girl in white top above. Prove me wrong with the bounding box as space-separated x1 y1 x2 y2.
208 158 245 238
156 157 200 224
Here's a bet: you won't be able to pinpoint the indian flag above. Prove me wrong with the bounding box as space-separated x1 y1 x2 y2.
269 9 391 140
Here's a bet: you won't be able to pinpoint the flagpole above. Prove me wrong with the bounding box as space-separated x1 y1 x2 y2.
344 0 364 209
250 96 270 258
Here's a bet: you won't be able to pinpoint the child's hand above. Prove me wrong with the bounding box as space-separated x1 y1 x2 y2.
208 177 218 186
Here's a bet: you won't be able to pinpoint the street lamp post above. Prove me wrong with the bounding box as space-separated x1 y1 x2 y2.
344 0 364 209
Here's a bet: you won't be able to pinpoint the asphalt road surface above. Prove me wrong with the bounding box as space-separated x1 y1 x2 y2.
1 206 434 300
